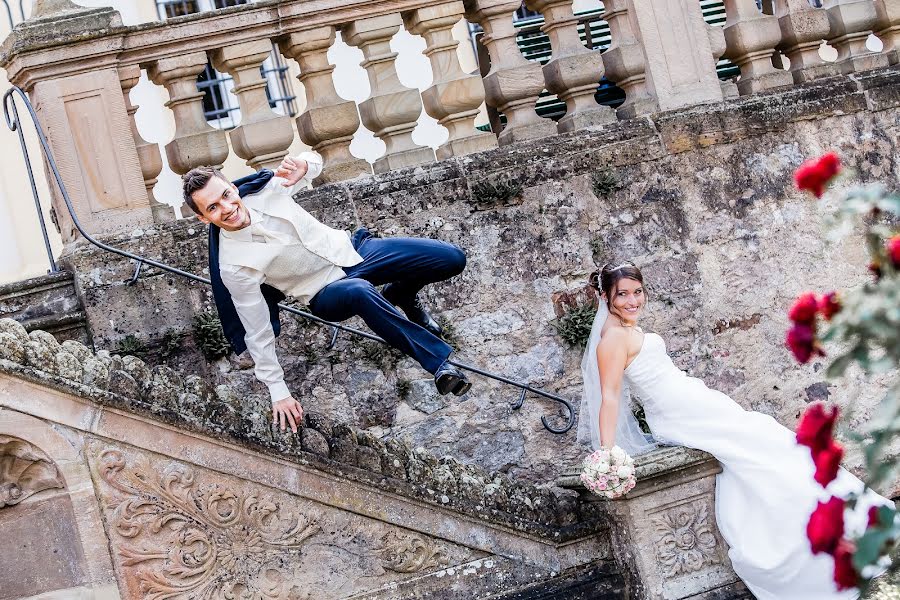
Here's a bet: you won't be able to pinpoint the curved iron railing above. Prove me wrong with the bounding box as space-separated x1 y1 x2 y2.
2 85 576 433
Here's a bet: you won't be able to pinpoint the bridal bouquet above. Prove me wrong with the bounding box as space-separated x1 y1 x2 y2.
580 446 637 499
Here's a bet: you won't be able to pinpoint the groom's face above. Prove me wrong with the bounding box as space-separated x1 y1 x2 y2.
191 175 251 232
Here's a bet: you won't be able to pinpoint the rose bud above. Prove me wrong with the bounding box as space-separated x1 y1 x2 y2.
786 323 821 364
797 403 839 455
794 152 841 198
818 292 842 321
813 440 844 487
789 292 820 324
888 235 900 269
807 496 845 555
832 539 859 591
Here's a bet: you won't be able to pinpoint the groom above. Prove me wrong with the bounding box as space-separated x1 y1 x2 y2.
182 152 470 433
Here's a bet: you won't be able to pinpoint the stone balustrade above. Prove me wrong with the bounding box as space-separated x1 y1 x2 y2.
0 0 896 243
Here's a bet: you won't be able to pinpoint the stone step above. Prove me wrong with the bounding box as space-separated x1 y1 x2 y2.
0 271 90 346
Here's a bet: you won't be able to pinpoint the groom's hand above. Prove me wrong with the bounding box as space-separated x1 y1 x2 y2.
275 155 309 187
272 396 304 433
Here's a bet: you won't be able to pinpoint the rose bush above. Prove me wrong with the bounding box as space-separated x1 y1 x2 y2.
789 152 900 593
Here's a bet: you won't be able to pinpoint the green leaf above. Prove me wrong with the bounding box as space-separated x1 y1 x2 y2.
853 527 894 571
827 352 856 378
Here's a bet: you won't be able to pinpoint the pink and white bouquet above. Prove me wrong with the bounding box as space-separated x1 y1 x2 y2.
580 445 637 499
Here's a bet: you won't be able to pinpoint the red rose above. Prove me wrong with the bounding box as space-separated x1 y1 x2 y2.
888 235 900 268
868 505 881 528
818 292 842 321
795 152 841 198
832 539 859 591
797 403 839 454
814 440 844 487
807 496 845 554
786 323 821 364
789 292 820 324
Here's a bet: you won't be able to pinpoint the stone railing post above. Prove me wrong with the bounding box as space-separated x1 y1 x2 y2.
723 0 794 95
523 0 615 132
773 0 840 82
118 65 169 222
823 0 890 73
618 0 724 112
0 2 153 243
280 28 372 185
343 14 436 173
558 447 742 600
875 0 900 64
603 0 658 119
463 0 556 145
211 40 295 170
404 2 498 158
148 52 230 175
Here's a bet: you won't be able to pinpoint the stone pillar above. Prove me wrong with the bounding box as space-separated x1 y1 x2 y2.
343 14 436 174
723 0 794 95
558 447 742 600
619 0 725 112
773 0 841 82
404 2 498 159
603 0 658 119
280 28 371 185
118 65 169 223
211 41 295 170
463 0 556 145
874 0 900 64
148 52 230 174
524 0 615 132
824 0 891 73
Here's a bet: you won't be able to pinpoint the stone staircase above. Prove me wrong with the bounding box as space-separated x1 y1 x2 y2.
0 271 90 346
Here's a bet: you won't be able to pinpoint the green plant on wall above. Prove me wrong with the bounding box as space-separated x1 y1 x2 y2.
115 334 147 359
396 378 412 400
552 303 597 349
472 177 524 207
159 329 184 363
437 315 462 351
591 167 621 198
192 311 231 361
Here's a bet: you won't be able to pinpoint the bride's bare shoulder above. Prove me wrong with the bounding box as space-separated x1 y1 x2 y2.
597 326 630 351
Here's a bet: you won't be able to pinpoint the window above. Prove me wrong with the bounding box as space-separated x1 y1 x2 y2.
513 4 541 22
155 0 297 128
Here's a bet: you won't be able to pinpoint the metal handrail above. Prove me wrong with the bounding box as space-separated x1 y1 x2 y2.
2 85 576 433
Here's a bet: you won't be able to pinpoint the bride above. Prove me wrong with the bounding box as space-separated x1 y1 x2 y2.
576 261 890 600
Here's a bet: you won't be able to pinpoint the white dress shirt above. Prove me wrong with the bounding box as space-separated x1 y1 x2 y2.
217 152 362 403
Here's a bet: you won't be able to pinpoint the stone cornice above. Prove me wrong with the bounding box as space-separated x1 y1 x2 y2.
0 317 602 545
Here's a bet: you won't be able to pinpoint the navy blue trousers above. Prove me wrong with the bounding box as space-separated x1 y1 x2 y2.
308 229 465 374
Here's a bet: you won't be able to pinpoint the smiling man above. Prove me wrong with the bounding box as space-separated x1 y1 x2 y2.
182 153 470 433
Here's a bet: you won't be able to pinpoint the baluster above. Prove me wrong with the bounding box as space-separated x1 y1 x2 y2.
824 0 890 72
463 0 556 144
405 2 498 158
723 0 794 95
773 0 840 82
524 0 615 132
603 0 658 118
707 14 740 98
211 40 295 170
874 0 899 64
343 14 436 173
118 65 169 222
280 28 372 185
148 52 229 174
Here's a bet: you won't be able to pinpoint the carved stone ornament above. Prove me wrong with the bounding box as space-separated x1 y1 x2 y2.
0 435 65 508
94 445 475 599
651 498 724 577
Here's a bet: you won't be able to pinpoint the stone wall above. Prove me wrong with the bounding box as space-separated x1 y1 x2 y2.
62 66 900 490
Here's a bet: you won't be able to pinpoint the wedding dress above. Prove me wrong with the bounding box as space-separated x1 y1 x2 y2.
578 306 890 600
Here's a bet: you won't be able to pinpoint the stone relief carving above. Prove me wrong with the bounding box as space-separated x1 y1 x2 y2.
0 435 65 508
93 444 478 599
375 530 450 573
650 497 723 577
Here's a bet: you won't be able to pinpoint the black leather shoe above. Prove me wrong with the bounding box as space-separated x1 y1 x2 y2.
383 286 444 338
434 363 472 396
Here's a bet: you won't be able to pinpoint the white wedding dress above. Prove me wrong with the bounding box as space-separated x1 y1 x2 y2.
621 331 890 600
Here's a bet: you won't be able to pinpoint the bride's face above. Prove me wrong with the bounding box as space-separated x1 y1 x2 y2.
608 278 645 322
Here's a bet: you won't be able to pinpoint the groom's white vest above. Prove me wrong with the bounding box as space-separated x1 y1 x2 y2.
218 187 363 303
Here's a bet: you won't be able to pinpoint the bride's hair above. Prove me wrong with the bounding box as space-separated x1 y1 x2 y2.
588 262 647 308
